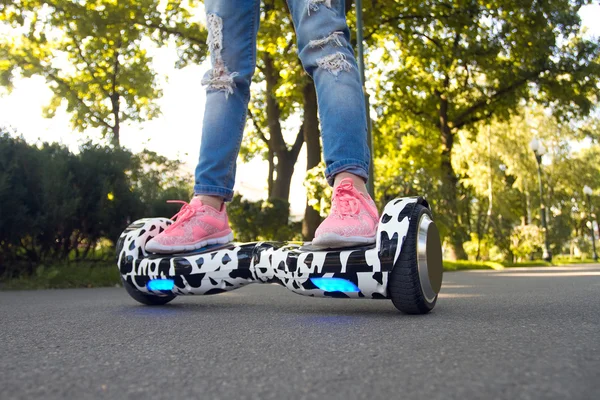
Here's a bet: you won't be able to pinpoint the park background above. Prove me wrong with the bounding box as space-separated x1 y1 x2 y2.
1 0 600 287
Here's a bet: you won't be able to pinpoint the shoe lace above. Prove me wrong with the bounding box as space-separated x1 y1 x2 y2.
333 182 360 217
164 200 198 231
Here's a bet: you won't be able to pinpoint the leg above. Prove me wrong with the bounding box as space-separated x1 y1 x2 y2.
147 0 260 254
287 0 378 247
286 0 370 189
194 0 261 203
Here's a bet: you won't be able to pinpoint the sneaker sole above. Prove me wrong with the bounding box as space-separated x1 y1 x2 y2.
146 231 234 254
311 233 376 249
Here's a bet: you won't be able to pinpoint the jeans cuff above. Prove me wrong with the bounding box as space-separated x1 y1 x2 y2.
325 159 369 186
193 184 234 202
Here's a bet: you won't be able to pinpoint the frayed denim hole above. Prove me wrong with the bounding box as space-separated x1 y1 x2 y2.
202 13 238 98
308 31 344 48
307 0 332 15
316 51 352 77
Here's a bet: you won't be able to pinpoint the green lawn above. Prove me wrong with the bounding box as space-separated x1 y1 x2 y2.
443 260 551 271
1 261 120 290
443 256 597 271
1 256 597 290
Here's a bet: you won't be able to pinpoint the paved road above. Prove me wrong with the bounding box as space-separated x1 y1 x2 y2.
1 264 599 400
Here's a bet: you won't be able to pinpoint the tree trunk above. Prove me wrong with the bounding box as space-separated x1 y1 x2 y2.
110 41 121 148
263 53 304 214
111 97 120 148
267 147 274 198
301 82 322 240
484 125 493 233
525 190 532 224
271 155 295 200
438 94 468 260
264 53 287 201
475 198 484 261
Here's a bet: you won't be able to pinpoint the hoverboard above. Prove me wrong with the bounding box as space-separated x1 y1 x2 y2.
116 197 443 314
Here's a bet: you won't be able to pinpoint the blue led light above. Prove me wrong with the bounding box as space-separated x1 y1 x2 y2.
147 279 175 291
310 277 360 292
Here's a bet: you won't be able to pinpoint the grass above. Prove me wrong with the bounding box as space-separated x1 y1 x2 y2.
443 260 504 271
443 257 599 272
551 256 598 265
443 260 551 271
1 261 120 290
1 256 597 290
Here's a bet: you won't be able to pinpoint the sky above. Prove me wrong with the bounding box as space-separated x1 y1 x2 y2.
1 4 599 218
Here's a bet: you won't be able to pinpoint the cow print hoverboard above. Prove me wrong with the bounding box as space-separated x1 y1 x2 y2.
116 197 443 314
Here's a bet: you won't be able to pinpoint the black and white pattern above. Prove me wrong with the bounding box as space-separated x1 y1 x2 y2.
116 197 425 299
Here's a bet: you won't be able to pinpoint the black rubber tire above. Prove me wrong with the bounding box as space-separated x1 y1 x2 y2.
388 203 442 314
121 278 176 306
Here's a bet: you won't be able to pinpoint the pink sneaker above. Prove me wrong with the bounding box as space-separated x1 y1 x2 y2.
312 178 379 248
145 197 233 254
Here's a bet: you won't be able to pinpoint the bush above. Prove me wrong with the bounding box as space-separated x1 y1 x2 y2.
0 132 193 279
0 134 141 273
510 224 544 262
227 194 301 242
463 233 504 261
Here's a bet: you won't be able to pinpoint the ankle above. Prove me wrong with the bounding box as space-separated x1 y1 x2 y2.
195 194 224 210
334 172 369 197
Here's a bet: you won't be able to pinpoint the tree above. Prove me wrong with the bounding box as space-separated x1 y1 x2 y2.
245 0 306 204
0 0 208 147
453 108 600 260
367 0 600 258
453 114 538 260
301 82 322 239
240 0 316 232
244 0 354 237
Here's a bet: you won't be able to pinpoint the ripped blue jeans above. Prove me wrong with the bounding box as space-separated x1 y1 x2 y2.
194 0 370 201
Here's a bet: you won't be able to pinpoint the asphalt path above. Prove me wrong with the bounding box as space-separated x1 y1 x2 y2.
1 264 599 400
